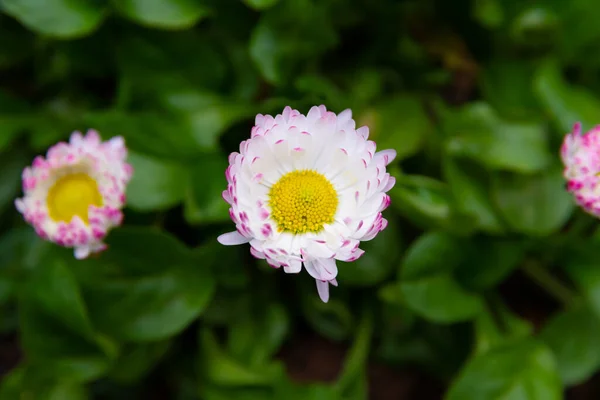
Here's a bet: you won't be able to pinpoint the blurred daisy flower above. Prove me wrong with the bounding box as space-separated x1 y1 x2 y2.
218 106 396 302
561 122 600 217
16 130 133 259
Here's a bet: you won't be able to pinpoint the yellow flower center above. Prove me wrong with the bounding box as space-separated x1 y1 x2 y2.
47 173 103 225
268 170 338 234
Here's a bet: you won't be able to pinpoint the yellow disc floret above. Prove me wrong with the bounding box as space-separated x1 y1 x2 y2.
268 169 338 234
47 173 103 225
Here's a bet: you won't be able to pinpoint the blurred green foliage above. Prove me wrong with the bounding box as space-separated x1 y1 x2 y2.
1 0 600 398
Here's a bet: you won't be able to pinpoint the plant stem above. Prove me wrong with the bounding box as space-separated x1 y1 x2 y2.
334 302 374 394
522 261 577 306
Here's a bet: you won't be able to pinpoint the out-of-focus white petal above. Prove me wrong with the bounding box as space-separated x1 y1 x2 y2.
15 130 133 259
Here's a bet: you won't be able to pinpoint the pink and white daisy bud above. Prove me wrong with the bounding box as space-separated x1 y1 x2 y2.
217 105 396 303
561 122 600 217
15 130 133 259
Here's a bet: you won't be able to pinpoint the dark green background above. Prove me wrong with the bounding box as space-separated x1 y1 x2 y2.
1 0 600 398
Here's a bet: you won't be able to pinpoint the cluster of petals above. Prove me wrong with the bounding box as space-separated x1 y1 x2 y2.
218 105 396 302
561 122 600 217
15 130 133 259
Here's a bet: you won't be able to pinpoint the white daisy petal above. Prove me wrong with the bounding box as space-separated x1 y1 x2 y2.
217 105 397 302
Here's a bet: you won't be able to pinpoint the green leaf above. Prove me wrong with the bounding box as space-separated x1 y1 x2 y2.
540 305 600 385
242 0 280 10
0 147 30 213
83 229 215 341
390 172 475 233
564 243 600 322
227 303 290 368
200 329 281 387
126 151 189 211
337 217 401 286
116 31 227 95
472 0 504 28
2 0 105 38
301 287 355 340
249 0 337 84
113 0 211 29
455 237 525 290
491 167 574 236
474 303 532 356
109 340 171 384
361 95 432 161
399 274 484 323
25 255 93 336
400 231 467 280
443 102 550 173
533 60 600 134
0 366 89 400
19 300 115 383
184 153 230 224
443 157 505 233
509 7 560 48
83 111 206 159
447 339 562 400
480 59 540 120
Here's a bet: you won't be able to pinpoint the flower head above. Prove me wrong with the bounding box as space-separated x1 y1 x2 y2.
218 106 396 302
16 130 133 259
561 122 600 217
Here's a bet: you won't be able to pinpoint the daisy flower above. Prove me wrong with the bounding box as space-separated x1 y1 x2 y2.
218 105 396 302
561 122 600 217
15 130 133 259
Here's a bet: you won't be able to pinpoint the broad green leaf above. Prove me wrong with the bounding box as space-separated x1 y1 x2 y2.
227 303 290 367
480 59 540 120
19 300 115 383
113 0 211 29
2 0 105 38
443 157 505 233
443 102 550 173
116 30 227 94
24 255 93 336
242 0 280 10
474 302 532 356
186 104 253 154
337 217 401 286
534 60 600 134
360 95 432 161
509 7 560 48
83 229 215 341
400 231 467 280
491 167 574 236
126 151 189 211
84 110 207 159
201 386 276 400
455 237 525 290
0 366 89 400
564 243 600 321
399 274 484 323
0 147 30 213
447 339 562 400
301 283 355 340
184 152 230 224
390 172 475 233
472 0 504 28
102 227 191 276
109 341 171 383
249 0 337 84
200 329 281 387
540 305 600 385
